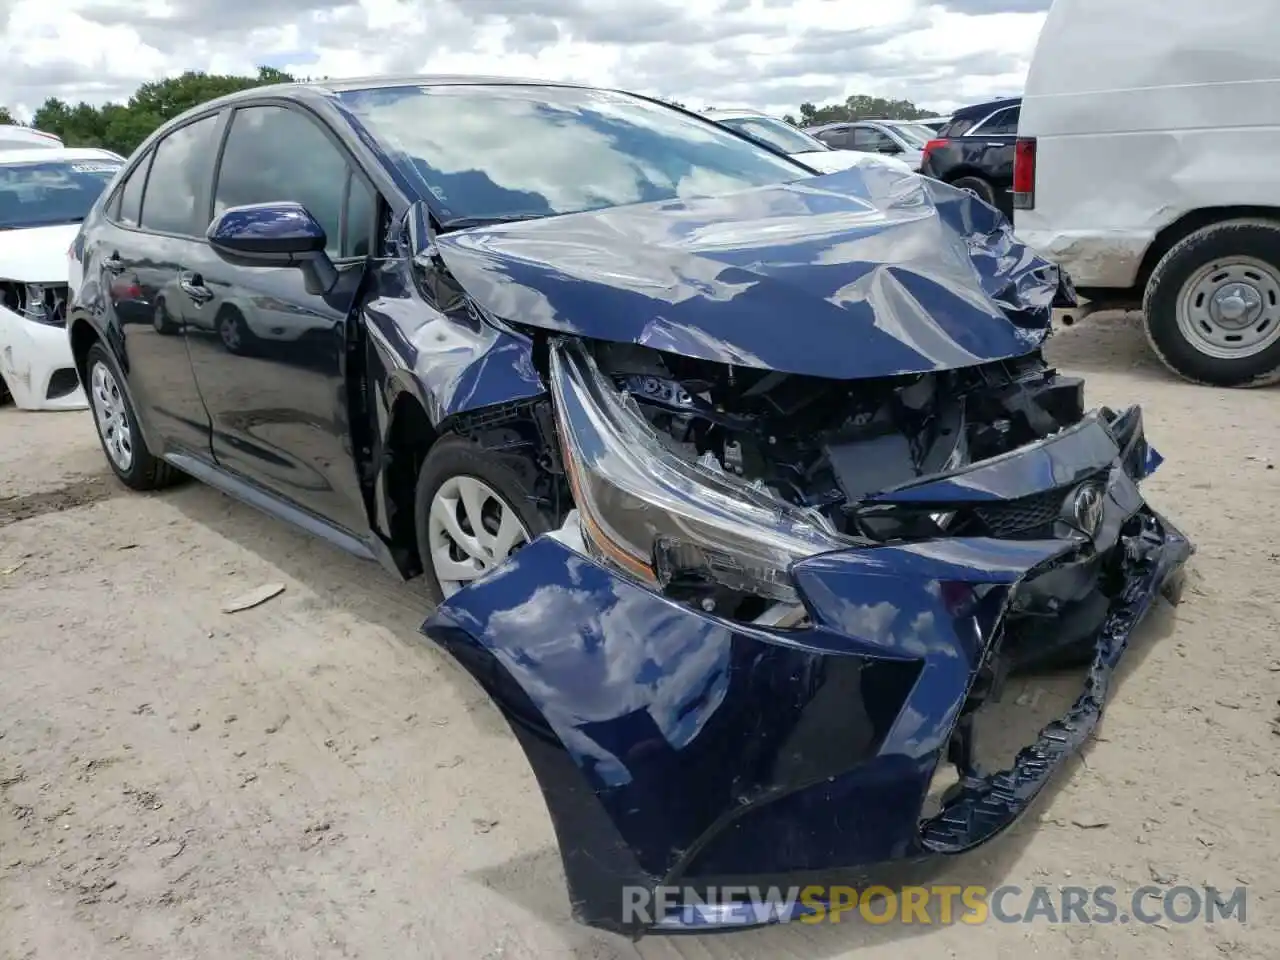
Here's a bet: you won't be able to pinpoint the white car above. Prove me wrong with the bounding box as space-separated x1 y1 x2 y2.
703 109 915 176
1 146 124 410
803 120 937 173
0 125 64 151
1017 0 1280 386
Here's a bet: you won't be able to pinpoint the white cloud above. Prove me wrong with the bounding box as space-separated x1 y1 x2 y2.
0 0 1049 121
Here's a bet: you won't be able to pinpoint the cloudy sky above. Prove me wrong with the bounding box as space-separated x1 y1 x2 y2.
0 0 1050 120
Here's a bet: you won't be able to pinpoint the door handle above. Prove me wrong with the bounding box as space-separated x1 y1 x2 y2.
178 272 214 306
102 253 125 274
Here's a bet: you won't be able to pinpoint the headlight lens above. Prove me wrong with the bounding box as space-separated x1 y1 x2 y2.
549 339 855 603
20 283 63 326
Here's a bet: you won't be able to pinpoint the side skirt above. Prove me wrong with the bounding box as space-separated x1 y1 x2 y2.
163 451 390 567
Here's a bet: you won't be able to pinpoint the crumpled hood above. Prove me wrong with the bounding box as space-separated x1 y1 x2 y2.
0 223 79 283
433 168 1071 380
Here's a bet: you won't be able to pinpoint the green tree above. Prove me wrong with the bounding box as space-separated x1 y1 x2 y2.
797 94 935 127
30 66 296 157
0 106 16 125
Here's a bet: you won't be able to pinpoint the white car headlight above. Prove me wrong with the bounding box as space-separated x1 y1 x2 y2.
548 339 856 604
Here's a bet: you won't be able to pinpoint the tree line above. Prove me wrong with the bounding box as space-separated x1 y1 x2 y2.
3 70 935 157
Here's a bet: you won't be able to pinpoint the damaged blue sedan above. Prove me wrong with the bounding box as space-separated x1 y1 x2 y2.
68 77 1192 937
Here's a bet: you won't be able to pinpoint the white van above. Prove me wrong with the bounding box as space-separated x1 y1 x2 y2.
1015 0 1280 387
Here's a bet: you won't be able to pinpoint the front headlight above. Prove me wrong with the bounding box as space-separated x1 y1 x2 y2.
19 283 63 326
548 339 856 604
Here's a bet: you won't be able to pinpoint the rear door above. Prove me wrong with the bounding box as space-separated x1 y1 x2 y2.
178 102 377 537
955 105 1020 186
88 114 222 458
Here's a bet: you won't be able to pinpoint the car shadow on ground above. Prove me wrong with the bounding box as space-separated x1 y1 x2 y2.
165 472 1184 958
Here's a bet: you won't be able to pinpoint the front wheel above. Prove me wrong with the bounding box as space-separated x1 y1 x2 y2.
413 435 555 604
85 342 179 490
1144 219 1280 386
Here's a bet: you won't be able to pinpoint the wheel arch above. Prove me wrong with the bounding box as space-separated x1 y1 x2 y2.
1135 205 1280 297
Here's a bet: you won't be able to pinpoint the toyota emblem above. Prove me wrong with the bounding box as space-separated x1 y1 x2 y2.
1071 482 1106 537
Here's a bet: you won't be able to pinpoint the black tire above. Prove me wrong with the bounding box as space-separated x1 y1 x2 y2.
0 372 10 406
84 342 179 491
153 298 179 335
950 175 997 207
413 435 554 605
216 306 254 355
1143 219 1280 387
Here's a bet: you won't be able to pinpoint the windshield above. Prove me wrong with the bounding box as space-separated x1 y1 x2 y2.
886 123 937 148
339 84 808 224
0 158 122 230
715 115 828 156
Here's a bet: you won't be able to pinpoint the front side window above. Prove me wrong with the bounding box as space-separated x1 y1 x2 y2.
139 115 220 235
851 127 899 153
886 123 936 148
814 127 855 150
213 106 361 259
0 156 123 231
717 116 828 156
340 84 807 225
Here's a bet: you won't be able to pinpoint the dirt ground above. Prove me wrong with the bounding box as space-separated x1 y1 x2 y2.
1 312 1277 960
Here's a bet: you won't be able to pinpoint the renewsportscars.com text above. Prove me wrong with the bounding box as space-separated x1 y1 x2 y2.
624 884 1248 927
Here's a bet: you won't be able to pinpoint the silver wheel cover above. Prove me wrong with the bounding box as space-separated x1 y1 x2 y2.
1176 255 1280 360
427 475 531 598
89 361 134 472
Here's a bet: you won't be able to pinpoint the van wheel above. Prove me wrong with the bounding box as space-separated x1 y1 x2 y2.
413 435 553 605
1144 219 1280 386
950 176 996 207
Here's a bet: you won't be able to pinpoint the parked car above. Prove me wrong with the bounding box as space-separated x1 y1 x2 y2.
0 146 124 410
804 119 934 171
66 76 1191 935
0 125 64 151
919 97 1021 215
704 109 914 175
917 115 951 133
1017 0 1280 386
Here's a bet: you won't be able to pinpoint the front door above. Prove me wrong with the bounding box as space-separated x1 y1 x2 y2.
179 103 380 538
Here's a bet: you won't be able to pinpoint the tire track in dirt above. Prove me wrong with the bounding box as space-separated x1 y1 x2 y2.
0 473 121 527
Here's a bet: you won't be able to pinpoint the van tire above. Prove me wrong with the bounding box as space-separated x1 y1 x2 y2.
1143 219 1280 387
950 176 997 207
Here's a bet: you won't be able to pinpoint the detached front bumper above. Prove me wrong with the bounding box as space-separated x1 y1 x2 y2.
0 306 85 410
422 408 1192 936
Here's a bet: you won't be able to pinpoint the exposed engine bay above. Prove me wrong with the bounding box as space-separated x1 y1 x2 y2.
591 341 1087 543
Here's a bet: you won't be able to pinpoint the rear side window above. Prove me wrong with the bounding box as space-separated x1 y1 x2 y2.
114 153 152 227
213 105 362 260
139 115 220 235
974 107 1020 136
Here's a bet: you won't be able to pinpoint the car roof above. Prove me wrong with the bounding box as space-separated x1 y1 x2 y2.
190 73 597 114
703 108 771 119
950 96 1021 119
0 146 123 164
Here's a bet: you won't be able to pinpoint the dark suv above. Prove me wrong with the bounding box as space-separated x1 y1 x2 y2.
920 96 1021 215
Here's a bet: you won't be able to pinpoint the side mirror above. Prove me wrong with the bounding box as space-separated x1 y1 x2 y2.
207 201 327 261
878 142 903 155
207 201 337 293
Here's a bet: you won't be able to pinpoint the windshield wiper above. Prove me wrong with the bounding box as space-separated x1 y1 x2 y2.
436 213 546 232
